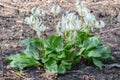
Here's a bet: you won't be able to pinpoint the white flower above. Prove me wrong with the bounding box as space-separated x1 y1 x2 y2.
31 7 46 17
75 1 90 16
95 20 105 28
83 13 96 26
34 23 48 37
50 4 61 15
75 19 81 30
68 22 74 31
56 12 81 33
25 17 34 25
67 13 77 23
25 15 40 26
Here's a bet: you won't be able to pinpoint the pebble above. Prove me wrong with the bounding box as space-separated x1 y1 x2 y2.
116 13 120 23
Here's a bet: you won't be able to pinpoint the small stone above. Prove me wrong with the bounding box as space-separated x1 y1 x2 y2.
116 13 120 23
11 0 18 3
6 65 11 69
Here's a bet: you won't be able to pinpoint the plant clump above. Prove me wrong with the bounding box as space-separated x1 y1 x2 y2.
6 1 114 74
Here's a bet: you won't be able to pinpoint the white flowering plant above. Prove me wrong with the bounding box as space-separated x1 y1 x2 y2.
6 2 113 74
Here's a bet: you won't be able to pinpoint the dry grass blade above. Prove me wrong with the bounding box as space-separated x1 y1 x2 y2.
10 70 26 79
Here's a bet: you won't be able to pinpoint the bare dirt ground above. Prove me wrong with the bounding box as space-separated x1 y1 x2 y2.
0 0 120 80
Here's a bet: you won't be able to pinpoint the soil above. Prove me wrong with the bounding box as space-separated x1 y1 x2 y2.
0 0 120 80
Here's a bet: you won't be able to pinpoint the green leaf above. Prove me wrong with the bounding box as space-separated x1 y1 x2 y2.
98 45 111 54
93 58 102 69
22 39 31 46
76 47 85 56
31 38 42 50
77 31 93 43
57 60 72 74
61 60 72 69
6 54 41 70
58 52 66 59
22 38 42 50
82 50 89 58
48 34 61 46
56 46 64 52
83 36 100 49
43 34 64 53
48 53 58 60
88 49 101 57
101 53 114 60
45 59 58 73
58 65 66 74
49 35 63 49
41 56 50 63
43 39 52 49
24 46 40 60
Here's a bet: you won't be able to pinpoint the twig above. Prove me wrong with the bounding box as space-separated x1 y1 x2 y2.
99 27 120 34
10 70 26 79
66 70 84 74
0 77 16 80
103 63 120 69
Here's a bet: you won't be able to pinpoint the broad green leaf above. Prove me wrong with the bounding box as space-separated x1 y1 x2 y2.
58 65 66 74
48 54 58 60
41 56 50 63
48 34 61 45
101 53 114 60
6 54 41 70
61 60 72 69
58 52 66 59
77 31 93 43
44 50 54 55
56 46 64 52
45 59 58 73
50 35 64 52
61 60 72 66
24 46 40 60
58 61 72 74
43 39 52 49
88 49 101 57
82 50 89 58
76 47 85 56
93 58 102 69
22 39 31 46
97 45 111 54
31 38 42 50
83 36 100 49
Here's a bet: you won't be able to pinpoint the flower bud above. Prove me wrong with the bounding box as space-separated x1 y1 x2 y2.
95 20 105 28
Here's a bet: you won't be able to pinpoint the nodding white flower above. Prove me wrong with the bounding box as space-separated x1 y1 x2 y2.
56 12 81 34
95 20 105 28
25 16 33 25
83 13 96 26
31 7 46 17
75 19 81 30
25 15 40 26
67 13 78 23
50 4 61 15
34 23 49 37
75 1 90 16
